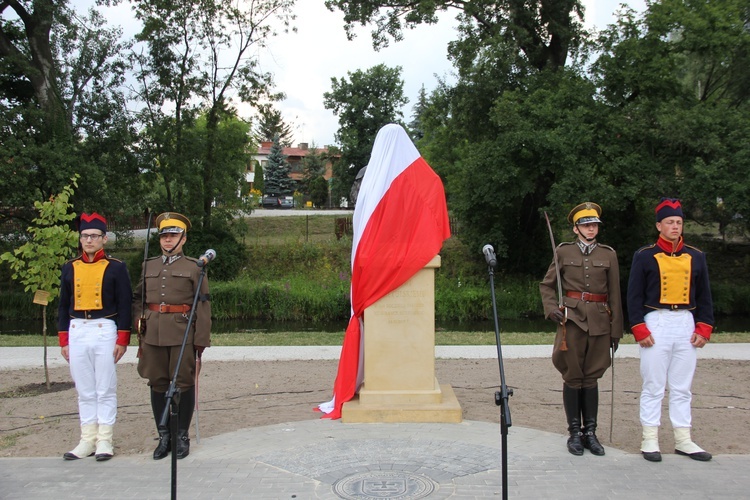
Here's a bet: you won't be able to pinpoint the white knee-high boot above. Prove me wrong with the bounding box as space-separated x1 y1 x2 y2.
674 427 712 461
64 424 98 460
95 424 114 461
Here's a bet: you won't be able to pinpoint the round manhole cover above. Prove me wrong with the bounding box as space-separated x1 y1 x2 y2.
333 471 436 499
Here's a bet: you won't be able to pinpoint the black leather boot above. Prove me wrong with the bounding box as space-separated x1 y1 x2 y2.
150 390 170 460
176 387 195 459
563 385 584 456
581 386 605 456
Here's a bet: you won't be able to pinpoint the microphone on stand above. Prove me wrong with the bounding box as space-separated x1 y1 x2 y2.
196 249 216 268
482 244 497 268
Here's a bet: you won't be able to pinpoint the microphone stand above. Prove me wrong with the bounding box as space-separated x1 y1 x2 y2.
159 262 209 500
486 260 513 500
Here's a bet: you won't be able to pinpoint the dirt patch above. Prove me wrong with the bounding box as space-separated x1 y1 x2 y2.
0 357 748 458
0 381 75 399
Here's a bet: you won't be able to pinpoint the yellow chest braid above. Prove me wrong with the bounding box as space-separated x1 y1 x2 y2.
654 252 692 305
72 259 110 311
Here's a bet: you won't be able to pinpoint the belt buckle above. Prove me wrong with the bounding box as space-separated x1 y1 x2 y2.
158 303 168 313
580 292 591 301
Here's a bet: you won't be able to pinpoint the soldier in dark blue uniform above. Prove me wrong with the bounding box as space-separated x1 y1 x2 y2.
58 212 132 461
628 198 714 462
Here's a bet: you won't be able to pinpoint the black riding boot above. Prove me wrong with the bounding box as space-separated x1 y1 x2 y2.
581 385 605 456
176 387 195 459
150 390 170 460
563 384 584 456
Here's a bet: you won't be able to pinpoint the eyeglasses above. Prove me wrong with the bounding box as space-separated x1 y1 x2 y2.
80 233 104 241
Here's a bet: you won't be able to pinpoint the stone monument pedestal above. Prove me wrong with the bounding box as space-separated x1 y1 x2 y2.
342 255 462 423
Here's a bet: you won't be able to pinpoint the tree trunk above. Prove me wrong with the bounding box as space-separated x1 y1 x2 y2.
203 107 220 229
0 0 71 137
42 305 50 390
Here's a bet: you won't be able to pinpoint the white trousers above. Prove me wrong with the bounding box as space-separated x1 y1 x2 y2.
639 309 697 428
68 319 118 426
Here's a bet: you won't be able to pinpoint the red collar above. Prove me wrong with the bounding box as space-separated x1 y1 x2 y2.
81 248 106 263
656 235 684 254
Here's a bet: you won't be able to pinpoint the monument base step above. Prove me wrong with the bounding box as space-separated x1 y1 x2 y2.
341 384 463 423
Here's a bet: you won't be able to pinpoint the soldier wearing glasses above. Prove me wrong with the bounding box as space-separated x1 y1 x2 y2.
133 212 211 460
58 213 132 461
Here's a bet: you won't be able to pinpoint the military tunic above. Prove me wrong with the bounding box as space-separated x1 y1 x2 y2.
627 237 714 341
133 252 211 392
540 241 623 387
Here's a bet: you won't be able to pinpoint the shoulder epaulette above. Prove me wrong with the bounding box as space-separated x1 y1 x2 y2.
598 243 616 252
105 255 124 263
65 255 83 265
557 241 576 248
635 243 657 254
683 243 705 254
145 256 161 261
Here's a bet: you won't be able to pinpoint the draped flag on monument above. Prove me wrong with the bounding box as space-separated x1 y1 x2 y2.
317 124 451 419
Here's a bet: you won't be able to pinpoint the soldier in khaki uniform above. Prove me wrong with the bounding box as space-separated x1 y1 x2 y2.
540 203 623 456
133 212 211 460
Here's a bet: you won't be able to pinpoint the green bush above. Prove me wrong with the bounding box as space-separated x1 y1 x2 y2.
710 283 750 316
183 226 247 282
1 231 749 324
211 275 350 321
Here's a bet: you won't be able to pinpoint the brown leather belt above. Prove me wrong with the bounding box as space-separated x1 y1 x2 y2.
565 291 608 302
147 303 191 314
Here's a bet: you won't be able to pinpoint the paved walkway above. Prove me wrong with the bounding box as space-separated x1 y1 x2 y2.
2 345 749 499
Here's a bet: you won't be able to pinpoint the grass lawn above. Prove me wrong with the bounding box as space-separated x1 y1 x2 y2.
1 330 748 347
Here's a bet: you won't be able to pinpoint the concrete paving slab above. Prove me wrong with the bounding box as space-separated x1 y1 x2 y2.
1 345 748 499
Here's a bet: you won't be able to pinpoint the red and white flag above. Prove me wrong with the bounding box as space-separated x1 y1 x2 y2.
317 124 451 419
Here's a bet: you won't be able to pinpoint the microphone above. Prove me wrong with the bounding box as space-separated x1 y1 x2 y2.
482 244 497 268
196 249 216 268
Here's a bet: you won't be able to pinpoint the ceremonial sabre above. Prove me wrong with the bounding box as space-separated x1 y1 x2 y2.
544 212 568 351
609 342 615 442
195 352 201 444
137 211 153 358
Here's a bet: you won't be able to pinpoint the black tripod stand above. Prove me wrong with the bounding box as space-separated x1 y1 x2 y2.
159 261 210 500
484 245 513 500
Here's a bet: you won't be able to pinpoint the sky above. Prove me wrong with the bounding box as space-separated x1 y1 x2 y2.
86 0 646 147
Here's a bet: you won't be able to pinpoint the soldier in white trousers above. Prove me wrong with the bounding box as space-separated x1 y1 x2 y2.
58 213 132 461
627 198 714 462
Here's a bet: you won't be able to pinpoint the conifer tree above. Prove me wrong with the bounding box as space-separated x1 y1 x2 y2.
263 135 293 194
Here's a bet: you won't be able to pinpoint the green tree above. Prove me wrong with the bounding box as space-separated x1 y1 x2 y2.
253 103 295 146
0 0 71 136
264 135 293 195
325 1 585 71
1 3 136 226
131 0 294 227
323 63 407 205
254 161 265 194
300 143 327 194
0 175 80 388
309 175 329 208
185 110 253 226
591 0 750 244
130 0 206 215
408 84 428 142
